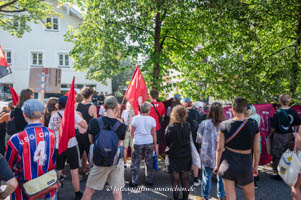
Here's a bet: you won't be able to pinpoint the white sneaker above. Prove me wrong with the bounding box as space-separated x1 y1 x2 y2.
193 178 201 187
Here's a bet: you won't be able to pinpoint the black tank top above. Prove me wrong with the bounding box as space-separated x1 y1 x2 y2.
77 103 93 125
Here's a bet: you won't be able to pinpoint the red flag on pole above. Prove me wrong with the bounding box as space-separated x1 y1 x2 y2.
9 86 19 106
59 77 75 154
125 65 149 115
0 46 12 79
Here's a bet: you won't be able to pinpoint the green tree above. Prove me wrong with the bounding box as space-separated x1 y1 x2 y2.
66 0 301 103
65 0 207 91
0 0 57 37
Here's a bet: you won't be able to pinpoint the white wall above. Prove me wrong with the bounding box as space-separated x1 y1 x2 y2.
0 0 111 94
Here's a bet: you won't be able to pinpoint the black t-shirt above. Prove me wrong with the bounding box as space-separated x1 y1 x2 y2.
271 108 301 133
0 154 14 182
220 119 259 150
89 116 127 141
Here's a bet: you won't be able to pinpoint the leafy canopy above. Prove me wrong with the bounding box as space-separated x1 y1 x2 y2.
0 0 58 37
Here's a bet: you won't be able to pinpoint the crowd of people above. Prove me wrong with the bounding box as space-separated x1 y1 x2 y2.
0 87 300 200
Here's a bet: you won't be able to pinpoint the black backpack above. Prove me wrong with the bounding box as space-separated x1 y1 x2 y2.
93 118 122 167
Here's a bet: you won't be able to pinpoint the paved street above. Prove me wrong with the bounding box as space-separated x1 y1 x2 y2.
59 162 292 200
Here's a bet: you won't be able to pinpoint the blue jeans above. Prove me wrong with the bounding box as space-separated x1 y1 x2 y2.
201 166 225 199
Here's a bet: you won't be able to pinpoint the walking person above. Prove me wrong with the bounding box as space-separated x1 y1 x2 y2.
6 99 57 200
270 94 301 179
196 102 225 200
76 87 98 174
121 102 135 168
183 97 202 186
130 102 157 187
82 96 127 200
214 97 260 200
165 105 192 200
48 96 88 200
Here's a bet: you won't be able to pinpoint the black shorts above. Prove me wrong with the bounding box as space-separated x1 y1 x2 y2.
76 133 90 157
218 149 253 186
56 145 81 170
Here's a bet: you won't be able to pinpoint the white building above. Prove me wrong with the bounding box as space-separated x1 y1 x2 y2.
0 1 111 98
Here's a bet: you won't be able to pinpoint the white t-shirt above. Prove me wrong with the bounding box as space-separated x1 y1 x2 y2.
131 115 156 145
121 110 134 126
48 110 83 149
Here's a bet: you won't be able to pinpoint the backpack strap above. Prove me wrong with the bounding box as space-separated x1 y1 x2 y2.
112 120 122 132
97 118 105 130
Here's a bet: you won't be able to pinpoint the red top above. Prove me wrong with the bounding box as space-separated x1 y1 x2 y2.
149 102 166 131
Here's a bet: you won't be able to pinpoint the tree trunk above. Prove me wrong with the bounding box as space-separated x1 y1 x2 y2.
153 12 162 90
291 6 301 96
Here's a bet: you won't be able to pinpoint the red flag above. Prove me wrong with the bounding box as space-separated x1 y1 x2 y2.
125 65 149 115
0 46 12 78
9 86 19 106
59 77 75 154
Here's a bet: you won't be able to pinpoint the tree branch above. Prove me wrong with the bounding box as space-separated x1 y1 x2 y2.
0 9 25 13
160 30 169 49
0 0 17 10
165 35 202 56
269 45 295 57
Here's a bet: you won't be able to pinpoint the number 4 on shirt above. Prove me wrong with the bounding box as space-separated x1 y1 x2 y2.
34 141 46 166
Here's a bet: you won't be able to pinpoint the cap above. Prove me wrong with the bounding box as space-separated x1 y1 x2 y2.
23 99 44 118
174 94 181 100
194 101 203 109
183 97 192 103
58 96 68 107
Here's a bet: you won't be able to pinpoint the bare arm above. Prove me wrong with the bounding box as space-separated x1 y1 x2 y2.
0 177 18 199
89 105 98 118
269 128 276 136
88 134 94 144
253 132 261 172
78 119 88 130
214 131 225 174
296 125 301 151
130 125 135 139
152 127 157 153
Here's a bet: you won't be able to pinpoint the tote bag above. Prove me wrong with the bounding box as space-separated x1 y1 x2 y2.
278 150 301 186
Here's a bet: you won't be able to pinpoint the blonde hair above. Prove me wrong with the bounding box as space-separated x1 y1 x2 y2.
170 105 187 126
279 94 291 106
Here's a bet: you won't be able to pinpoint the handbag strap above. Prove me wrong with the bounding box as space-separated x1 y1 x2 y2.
151 103 162 119
226 119 249 144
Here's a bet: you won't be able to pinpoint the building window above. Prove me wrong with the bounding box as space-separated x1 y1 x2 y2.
58 53 70 67
45 17 59 31
4 50 12 65
31 52 43 66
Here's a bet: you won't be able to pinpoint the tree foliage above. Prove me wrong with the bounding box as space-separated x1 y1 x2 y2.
67 0 301 103
0 0 57 37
